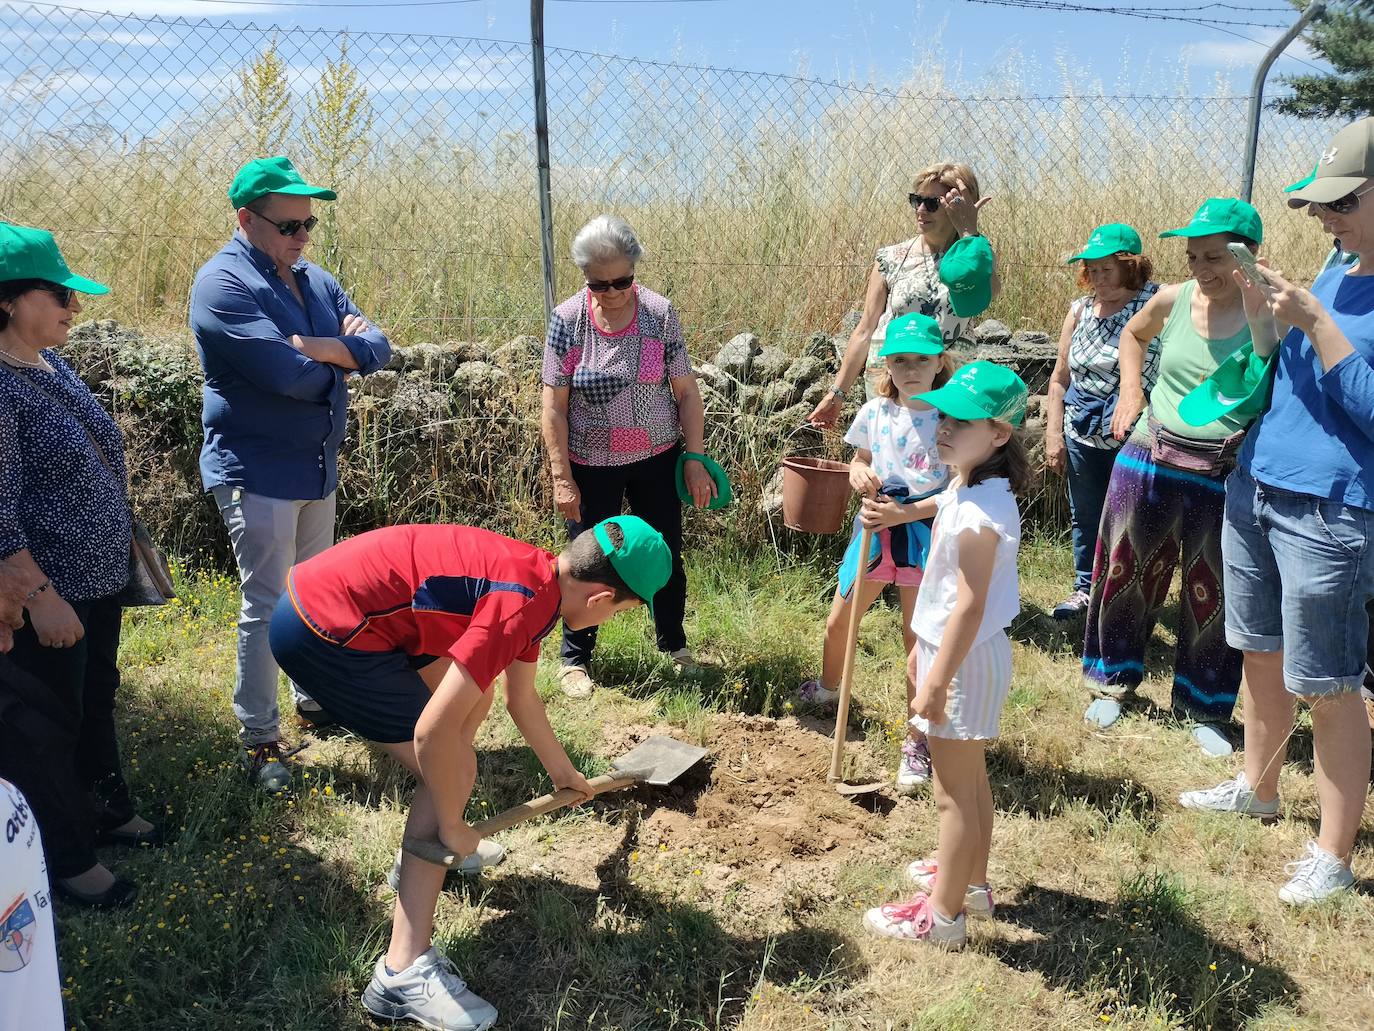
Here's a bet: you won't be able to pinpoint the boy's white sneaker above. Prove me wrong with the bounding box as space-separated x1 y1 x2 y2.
1179 771 1279 820
386 840 506 892
361 947 498 1030
894 737 931 794
1278 841 1355 906
904 857 995 917
557 665 596 699
863 893 966 949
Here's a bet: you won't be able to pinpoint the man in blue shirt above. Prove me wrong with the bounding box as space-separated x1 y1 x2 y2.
191 156 391 793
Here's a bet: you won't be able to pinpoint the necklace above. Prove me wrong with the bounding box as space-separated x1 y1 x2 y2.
0 344 51 371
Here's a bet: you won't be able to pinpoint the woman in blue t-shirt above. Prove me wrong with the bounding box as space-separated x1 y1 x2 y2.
1181 117 1374 908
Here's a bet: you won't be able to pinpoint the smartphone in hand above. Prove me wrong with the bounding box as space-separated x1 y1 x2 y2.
1227 241 1269 288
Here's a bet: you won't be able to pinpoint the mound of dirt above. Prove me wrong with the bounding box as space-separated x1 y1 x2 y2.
608 714 887 870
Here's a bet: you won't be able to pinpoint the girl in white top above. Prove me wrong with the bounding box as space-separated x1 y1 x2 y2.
797 314 956 794
864 360 1030 951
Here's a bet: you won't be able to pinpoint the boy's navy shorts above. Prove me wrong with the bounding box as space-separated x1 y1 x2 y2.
268 592 438 744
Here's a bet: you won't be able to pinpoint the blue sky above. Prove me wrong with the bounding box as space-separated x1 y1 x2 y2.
28 0 1328 95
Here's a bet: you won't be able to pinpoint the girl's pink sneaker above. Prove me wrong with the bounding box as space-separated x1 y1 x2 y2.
904 858 995 917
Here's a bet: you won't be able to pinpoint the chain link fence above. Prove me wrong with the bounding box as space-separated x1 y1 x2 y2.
0 2 1344 351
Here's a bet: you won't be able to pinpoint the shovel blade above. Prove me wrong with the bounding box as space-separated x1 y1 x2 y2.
610 735 707 786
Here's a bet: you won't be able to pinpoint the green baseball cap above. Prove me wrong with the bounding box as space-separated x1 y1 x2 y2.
591 515 671 616
1159 198 1263 244
1177 343 1277 427
228 156 337 210
0 223 109 294
878 312 945 357
937 234 994 318
1067 222 1142 263
1286 117 1374 208
675 452 733 511
911 359 1028 426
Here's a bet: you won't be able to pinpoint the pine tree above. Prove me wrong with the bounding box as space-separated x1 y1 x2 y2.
1273 1 1374 119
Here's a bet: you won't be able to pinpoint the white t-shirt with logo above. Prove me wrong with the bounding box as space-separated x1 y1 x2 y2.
844 399 948 498
911 477 1021 647
1 777 63 1031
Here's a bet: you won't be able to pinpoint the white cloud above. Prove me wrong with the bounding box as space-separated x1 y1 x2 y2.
73 1 283 15
1182 31 1323 70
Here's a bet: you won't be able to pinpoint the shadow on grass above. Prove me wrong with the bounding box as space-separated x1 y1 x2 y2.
74 680 395 1030
992 877 1300 1031
437 812 868 1030
987 741 1161 829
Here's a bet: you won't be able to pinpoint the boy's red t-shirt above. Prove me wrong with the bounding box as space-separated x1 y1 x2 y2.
286 524 561 691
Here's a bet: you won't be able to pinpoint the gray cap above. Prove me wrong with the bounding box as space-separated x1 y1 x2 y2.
1287 117 1374 207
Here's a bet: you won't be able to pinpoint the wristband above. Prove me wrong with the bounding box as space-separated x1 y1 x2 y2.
25 579 50 602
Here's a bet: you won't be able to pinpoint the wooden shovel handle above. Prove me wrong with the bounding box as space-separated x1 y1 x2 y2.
829 525 872 783
401 770 642 867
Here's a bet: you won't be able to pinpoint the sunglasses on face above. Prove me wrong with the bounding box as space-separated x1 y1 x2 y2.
908 193 942 213
586 274 635 293
256 212 319 236
1315 184 1374 216
36 283 75 307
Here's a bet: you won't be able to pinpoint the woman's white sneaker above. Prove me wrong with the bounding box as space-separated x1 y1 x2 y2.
904 857 995 917
1178 772 1279 820
361 947 498 1031
1278 841 1355 906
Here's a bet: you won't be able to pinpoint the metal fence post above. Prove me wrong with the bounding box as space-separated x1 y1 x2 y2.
1241 0 1325 202
530 0 556 327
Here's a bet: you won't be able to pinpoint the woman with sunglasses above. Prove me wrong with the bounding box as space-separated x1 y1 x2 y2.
808 162 996 428
541 214 715 699
1181 117 1374 906
0 223 163 909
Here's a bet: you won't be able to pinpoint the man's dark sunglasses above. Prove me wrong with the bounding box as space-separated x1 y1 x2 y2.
36 282 75 307
586 274 635 293
256 212 319 236
908 193 942 213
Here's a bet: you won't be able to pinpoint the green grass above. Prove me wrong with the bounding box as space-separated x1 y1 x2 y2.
57 537 1374 1030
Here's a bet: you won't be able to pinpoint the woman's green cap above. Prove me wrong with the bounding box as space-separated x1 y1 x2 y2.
591 515 671 616
1066 222 1142 263
675 452 733 510
1159 197 1263 244
937 234 995 318
911 359 1028 426
878 312 945 357
0 223 109 294
229 156 338 210
1177 343 1277 427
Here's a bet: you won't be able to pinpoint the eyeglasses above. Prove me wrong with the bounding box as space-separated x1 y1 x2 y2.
908 193 942 213
254 212 319 236
586 274 635 293
36 282 75 307
1315 184 1374 216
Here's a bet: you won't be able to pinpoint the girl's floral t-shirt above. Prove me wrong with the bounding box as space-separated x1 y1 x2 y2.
541 285 693 466
844 397 948 499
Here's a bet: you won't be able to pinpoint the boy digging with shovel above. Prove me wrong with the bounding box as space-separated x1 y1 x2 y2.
268 516 670 1031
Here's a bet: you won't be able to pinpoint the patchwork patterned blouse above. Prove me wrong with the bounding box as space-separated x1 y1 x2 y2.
1065 283 1160 448
542 285 693 467
863 237 979 397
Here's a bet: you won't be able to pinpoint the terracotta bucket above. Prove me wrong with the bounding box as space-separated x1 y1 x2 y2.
780 456 851 534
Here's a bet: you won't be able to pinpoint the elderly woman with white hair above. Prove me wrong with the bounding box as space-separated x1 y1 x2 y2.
541 214 715 699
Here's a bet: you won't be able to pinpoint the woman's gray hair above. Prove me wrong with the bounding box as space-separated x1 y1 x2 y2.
570 214 644 269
